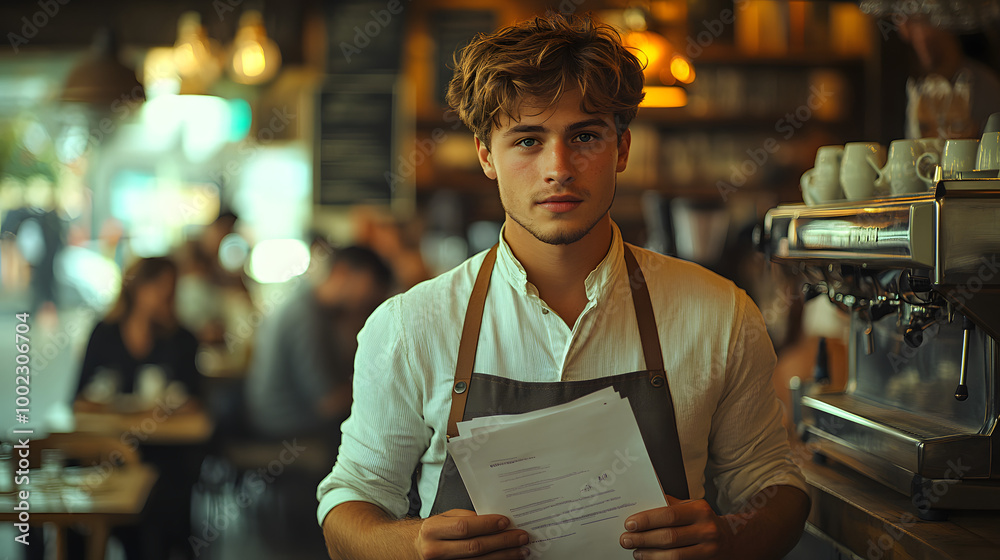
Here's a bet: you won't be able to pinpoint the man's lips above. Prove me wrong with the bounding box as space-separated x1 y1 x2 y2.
537 194 583 213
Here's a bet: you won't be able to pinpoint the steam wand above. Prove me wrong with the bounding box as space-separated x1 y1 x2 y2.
955 315 973 402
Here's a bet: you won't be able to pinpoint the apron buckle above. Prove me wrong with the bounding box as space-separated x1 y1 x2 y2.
650 375 665 388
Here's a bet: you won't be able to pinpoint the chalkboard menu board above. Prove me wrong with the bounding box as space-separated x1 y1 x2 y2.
316 75 396 205
325 1 406 74
431 10 496 107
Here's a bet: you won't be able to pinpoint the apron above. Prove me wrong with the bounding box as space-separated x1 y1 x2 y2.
427 243 689 515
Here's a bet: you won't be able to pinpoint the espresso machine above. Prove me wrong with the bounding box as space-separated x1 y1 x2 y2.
761 179 1000 518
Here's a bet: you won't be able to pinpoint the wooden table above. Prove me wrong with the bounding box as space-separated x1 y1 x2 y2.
70 400 215 445
801 458 1000 560
0 465 157 560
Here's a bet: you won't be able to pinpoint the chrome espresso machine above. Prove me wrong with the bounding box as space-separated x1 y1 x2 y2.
761 179 1000 518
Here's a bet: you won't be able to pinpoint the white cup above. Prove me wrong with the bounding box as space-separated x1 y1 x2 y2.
977 132 1000 171
985 112 1000 134
841 142 886 200
921 138 979 181
800 145 844 205
137 365 166 405
875 139 936 195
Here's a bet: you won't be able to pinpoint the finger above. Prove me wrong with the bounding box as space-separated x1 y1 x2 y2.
430 511 513 539
624 501 713 532
458 530 530 557
619 526 707 550
663 494 685 506
417 530 530 560
440 509 478 517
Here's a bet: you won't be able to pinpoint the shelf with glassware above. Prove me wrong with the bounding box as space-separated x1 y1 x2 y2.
642 58 870 205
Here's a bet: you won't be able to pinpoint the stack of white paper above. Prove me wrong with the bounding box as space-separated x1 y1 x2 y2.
447 387 667 558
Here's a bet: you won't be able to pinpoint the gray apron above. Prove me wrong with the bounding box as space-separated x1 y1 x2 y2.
427 243 689 515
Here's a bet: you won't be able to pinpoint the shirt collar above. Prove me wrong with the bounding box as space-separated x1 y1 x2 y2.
495 221 626 303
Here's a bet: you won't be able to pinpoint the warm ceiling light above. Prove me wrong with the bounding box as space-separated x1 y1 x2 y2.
621 7 674 83
625 30 672 81
173 12 221 84
669 55 695 84
61 28 145 108
640 86 688 108
228 10 281 85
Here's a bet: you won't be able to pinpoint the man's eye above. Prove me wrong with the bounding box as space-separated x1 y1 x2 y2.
576 132 596 143
516 138 538 148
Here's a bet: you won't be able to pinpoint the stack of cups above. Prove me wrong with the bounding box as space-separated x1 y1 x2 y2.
920 138 979 181
841 142 886 200
800 146 845 205
873 139 942 195
976 112 1000 174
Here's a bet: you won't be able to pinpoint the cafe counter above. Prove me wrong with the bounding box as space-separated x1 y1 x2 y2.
798 457 1000 560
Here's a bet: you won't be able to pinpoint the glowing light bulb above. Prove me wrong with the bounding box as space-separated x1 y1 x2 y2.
172 12 221 90
239 43 266 77
228 10 281 85
669 55 695 84
624 30 671 81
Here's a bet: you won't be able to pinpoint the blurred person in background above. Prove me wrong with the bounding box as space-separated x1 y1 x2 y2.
352 206 429 289
898 15 1000 138
72 256 204 560
244 245 394 444
175 210 252 346
75 256 200 401
0 181 65 316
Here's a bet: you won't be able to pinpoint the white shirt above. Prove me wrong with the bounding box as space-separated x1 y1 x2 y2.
317 223 806 524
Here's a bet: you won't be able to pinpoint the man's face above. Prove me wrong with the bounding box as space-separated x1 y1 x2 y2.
476 89 631 246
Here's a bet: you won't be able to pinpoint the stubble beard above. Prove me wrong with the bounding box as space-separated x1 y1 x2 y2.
498 179 616 246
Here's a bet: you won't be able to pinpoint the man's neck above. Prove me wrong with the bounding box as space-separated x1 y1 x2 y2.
503 215 614 326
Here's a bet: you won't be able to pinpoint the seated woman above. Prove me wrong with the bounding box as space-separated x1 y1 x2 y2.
73 256 203 560
76 256 200 404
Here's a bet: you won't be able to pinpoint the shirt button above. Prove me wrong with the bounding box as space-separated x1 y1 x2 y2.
542 308 549 314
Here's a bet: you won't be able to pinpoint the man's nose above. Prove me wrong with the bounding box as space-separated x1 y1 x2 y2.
544 143 575 186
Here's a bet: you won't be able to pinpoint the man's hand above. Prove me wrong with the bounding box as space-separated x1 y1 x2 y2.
415 509 529 560
324 502 530 560
619 495 733 559
619 486 809 560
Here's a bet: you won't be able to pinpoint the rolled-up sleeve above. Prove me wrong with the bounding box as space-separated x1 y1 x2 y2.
706 292 807 514
316 295 431 524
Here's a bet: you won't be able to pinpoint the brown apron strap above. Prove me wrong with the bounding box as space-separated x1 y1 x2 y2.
447 244 499 439
446 243 665 438
622 245 665 375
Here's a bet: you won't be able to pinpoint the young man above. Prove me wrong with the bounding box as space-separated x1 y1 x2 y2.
319 14 809 560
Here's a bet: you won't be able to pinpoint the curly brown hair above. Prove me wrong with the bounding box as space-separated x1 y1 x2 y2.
445 13 645 150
